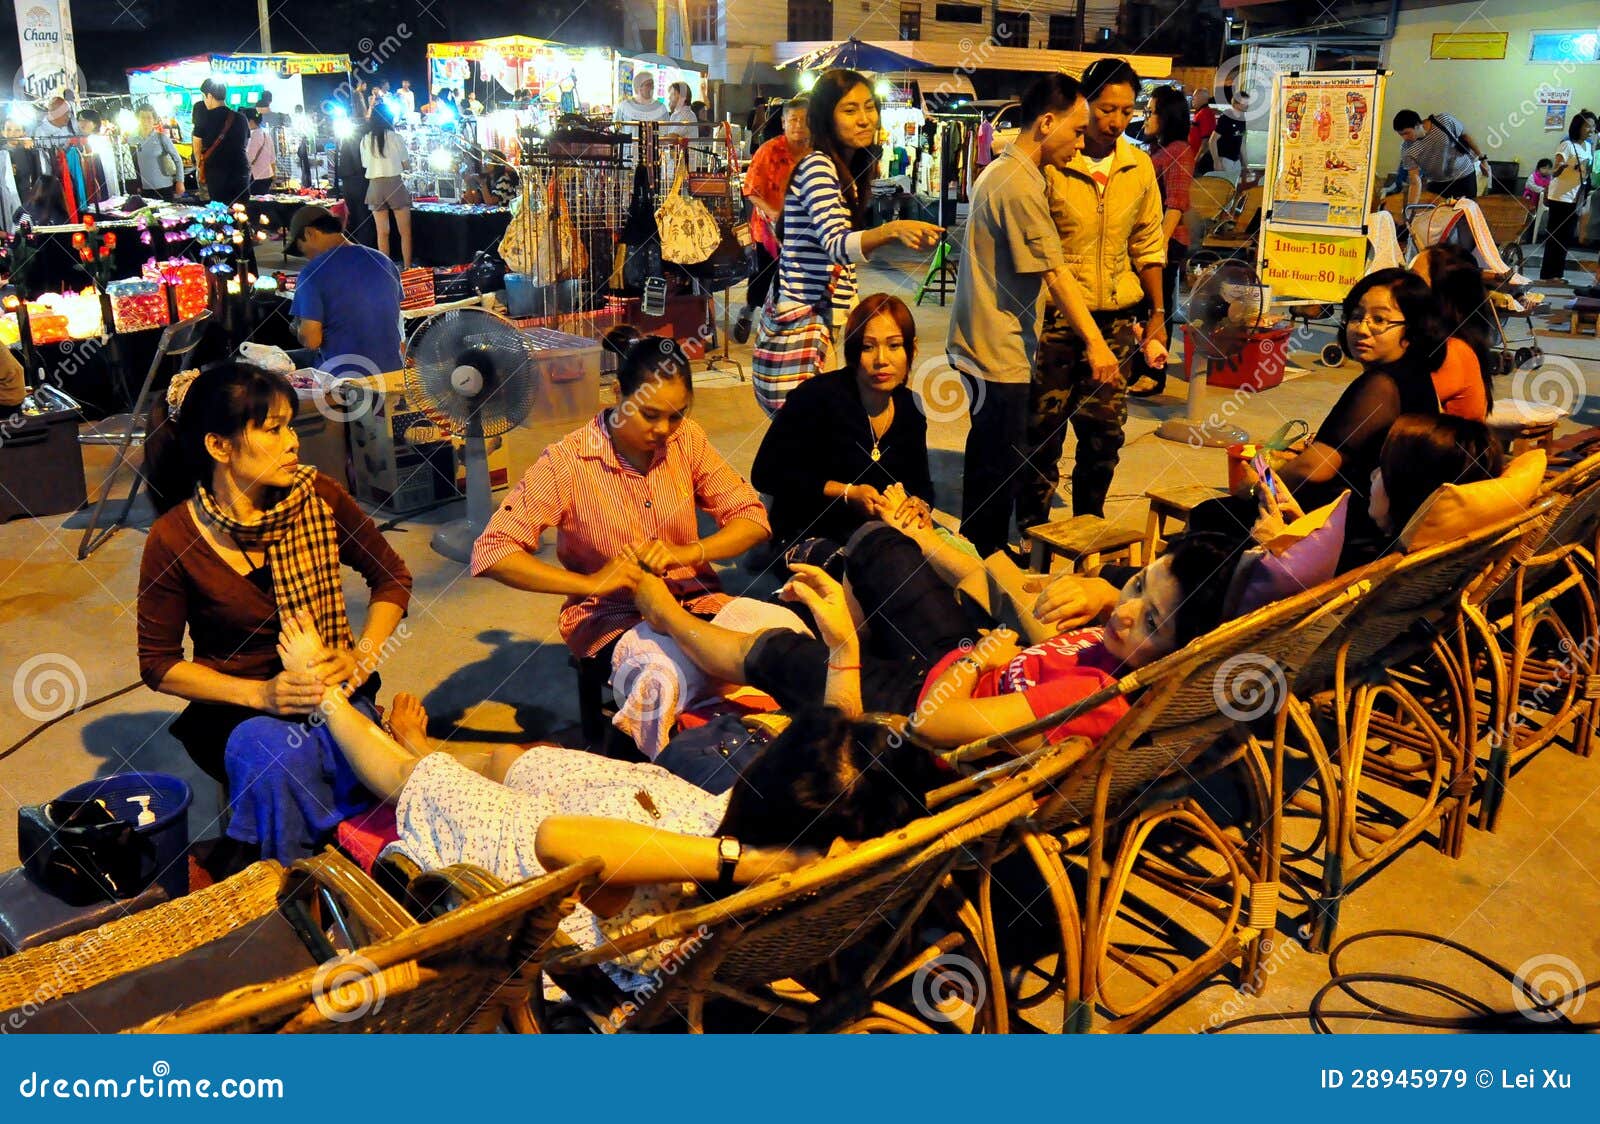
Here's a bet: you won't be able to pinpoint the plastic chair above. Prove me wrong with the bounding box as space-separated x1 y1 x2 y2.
76 311 211 560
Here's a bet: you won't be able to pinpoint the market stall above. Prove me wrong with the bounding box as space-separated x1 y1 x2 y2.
126 52 353 119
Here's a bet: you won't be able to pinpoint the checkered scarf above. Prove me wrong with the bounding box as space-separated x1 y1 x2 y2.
195 465 352 651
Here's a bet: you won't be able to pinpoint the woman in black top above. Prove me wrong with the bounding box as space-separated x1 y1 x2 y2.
752 293 935 548
1189 269 1446 551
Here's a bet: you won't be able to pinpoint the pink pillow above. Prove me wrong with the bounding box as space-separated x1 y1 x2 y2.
1226 492 1351 618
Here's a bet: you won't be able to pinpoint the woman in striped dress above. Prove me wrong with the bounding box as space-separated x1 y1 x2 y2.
755 68 941 414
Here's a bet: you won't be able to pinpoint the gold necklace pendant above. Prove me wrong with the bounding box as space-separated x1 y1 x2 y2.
870 444 881 462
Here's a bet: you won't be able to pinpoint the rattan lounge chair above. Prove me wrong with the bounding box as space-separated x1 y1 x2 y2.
134 857 602 1033
947 563 1387 1032
0 852 413 1025
1271 503 1554 952
1466 454 1600 829
539 747 1084 1034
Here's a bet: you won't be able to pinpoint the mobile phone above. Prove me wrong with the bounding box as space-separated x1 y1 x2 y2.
1251 453 1281 500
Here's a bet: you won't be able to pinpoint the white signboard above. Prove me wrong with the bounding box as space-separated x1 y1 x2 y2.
12 0 79 101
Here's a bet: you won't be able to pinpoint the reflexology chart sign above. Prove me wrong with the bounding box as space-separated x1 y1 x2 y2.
1259 70 1386 301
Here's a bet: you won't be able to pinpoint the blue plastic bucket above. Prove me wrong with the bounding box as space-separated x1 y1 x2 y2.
503 273 541 318
57 772 193 899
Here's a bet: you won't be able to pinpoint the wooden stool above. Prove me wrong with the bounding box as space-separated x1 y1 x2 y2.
1488 399 1567 457
1025 515 1144 575
1144 483 1229 557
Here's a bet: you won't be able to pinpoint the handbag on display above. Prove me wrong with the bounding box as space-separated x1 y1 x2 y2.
656 142 722 266
618 160 661 293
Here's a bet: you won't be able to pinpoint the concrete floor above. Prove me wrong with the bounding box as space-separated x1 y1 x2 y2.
2 241 1598 1032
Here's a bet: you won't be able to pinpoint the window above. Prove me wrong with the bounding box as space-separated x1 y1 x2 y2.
787 0 833 41
899 1 922 41
1048 14 1079 50
1529 30 1600 63
994 11 1029 48
935 4 983 24
690 0 718 45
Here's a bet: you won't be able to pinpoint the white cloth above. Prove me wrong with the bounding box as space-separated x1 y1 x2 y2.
610 598 811 759
1550 139 1587 204
360 132 406 178
1366 210 1404 271
391 748 731 992
0 151 21 235
616 98 669 123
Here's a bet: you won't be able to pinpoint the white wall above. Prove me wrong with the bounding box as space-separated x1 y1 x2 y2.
1381 0 1600 178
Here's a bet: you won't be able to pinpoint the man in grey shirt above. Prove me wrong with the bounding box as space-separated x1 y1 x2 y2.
949 73 1110 556
1393 108 1489 203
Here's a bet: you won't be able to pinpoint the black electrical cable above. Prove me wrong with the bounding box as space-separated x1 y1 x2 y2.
1205 929 1600 1033
0 681 143 764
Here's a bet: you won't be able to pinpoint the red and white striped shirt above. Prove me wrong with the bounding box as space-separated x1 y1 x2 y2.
471 413 770 657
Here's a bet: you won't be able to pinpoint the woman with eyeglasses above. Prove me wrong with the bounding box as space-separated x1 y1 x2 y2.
1189 268 1446 549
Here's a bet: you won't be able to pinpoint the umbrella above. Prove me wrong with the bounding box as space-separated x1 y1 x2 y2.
777 37 934 73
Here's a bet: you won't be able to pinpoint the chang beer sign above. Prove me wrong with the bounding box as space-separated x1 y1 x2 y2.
13 0 82 100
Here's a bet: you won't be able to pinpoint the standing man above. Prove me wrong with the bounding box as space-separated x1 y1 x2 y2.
1189 86 1218 175
615 72 669 123
396 80 417 118
737 96 810 342
286 205 403 378
949 73 1106 558
1027 58 1167 528
1393 108 1489 203
191 79 251 206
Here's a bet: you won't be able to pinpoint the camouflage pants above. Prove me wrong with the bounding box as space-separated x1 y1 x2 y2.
1023 306 1146 524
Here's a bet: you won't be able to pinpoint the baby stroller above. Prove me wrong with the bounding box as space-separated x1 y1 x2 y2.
1403 197 1544 373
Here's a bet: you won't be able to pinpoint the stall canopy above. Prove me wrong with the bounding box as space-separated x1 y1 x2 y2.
426 36 706 114
127 53 353 115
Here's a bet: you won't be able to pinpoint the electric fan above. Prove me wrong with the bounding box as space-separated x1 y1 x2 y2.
405 308 541 562
1154 260 1267 448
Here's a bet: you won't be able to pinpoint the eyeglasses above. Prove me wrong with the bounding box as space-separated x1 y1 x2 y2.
1345 315 1407 334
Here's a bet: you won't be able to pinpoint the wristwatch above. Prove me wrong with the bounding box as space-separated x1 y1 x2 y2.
715 836 742 893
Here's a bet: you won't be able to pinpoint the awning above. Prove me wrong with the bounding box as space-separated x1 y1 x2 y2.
126 52 352 78
427 36 567 62
771 40 1172 79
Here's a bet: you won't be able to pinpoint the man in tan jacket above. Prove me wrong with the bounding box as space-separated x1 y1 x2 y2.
1028 58 1168 524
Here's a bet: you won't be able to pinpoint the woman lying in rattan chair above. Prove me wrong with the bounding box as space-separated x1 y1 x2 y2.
264 613 948 993
630 514 1242 753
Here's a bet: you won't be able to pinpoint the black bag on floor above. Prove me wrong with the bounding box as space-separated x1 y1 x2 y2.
17 799 158 906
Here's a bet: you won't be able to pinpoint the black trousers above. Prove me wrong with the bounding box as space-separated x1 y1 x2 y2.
744 242 778 311
959 376 1033 557
1542 198 1579 280
1426 172 1477 200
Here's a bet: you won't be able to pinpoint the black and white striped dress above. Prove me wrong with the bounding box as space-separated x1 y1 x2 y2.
774 150 867 328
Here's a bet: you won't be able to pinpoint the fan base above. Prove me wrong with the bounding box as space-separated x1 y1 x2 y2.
431 521 482 564
1154 418 1249 448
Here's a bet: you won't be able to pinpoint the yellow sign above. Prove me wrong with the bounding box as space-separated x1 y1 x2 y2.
1430 32 1508 60
1260 230 1366 301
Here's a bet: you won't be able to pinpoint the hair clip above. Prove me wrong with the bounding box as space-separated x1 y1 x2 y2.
166 368 200 419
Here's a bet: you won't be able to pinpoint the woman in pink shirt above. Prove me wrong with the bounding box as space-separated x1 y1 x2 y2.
471 338 770 738
244 108 277 194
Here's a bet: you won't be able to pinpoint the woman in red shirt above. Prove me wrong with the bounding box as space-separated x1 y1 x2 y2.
736 97 811 342
1131 86 1196 398
137 363 412 860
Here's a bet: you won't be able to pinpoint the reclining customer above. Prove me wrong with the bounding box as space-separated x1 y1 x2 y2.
629 515 1241 752
136 363 412 862
263 613 947 985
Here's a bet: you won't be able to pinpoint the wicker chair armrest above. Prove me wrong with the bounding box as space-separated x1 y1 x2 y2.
0 861 286 1014
280 847 415 950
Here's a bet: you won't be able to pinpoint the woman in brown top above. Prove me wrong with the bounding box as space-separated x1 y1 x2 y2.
137 363 412 861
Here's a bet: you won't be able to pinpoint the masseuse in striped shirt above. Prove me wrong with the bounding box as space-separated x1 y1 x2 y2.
771 70 941 344
470 335 770 669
